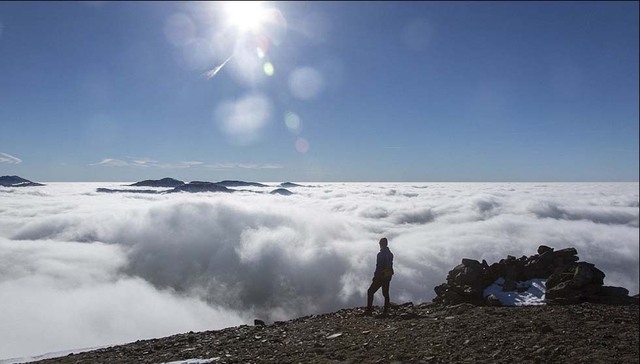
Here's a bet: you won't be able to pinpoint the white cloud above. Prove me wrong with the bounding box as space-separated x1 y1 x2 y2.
90 158 131 167
0 182 638 359
0 152 22 164
90 158 206 169
90 158 281 171
205 163 284 170
0 239 244 359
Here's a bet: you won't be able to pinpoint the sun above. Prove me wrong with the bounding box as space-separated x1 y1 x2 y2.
223 1 270 33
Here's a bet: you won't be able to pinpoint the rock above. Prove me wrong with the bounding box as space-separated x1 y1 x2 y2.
554 247 578 257
551 248 579 265
254 319 265 326
502 279 517 292
486 294 502 306
399 312 419 320
599 286 629 297
437 259 487 305
546 281 581 304
572 262 597 288
461 258 482 268
545 266 571 290
537 245 554 255
434 245 635 307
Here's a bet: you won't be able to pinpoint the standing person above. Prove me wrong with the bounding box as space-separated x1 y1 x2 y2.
364 237 394 315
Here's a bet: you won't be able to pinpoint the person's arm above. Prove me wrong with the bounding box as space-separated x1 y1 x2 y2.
375 252 383 275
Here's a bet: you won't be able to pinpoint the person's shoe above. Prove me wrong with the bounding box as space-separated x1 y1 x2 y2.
361 309 373 316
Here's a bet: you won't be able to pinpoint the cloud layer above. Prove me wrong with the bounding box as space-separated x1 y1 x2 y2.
0 182 638 359
90 158 283 170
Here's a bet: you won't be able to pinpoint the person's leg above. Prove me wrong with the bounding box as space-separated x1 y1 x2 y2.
367 277 382 310
382 277 391 313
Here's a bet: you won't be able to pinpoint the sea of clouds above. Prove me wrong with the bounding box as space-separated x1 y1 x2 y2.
0 182 638 359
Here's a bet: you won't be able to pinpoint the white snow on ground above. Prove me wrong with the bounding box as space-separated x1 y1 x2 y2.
161 358 221 364
483 277 547 306
2 352 223 364
0 346 109 364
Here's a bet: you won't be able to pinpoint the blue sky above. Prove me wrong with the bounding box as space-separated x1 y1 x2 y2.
0 1 638 182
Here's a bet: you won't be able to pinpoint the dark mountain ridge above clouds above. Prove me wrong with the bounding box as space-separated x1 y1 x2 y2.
129 178 185 188
280 182 304 188
95 178 296 195
270 188 293 195
96 188 159 194
168 181 234 193
0 175 45 187
215 180 269 188
126 178 269 188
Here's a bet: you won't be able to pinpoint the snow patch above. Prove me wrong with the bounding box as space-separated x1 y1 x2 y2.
161 358 221 364
0 346 108 364
483 277 546 306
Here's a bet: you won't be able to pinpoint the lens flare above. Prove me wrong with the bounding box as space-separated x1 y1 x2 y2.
296 137 310 153
223 1 270 33
289 67 325 100
285 111 301 134
201 2 286 84
215 93 273 145
263 62 274 76
164 13 196 47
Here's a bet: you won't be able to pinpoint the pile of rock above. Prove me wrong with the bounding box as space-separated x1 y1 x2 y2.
433 245 637 306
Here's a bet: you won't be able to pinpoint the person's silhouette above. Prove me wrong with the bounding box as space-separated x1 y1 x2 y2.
364 237 394 315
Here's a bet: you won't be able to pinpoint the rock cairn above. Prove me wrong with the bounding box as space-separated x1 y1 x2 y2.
433 245 638 306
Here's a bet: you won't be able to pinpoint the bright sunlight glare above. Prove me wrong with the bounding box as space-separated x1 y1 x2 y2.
223 1 269 33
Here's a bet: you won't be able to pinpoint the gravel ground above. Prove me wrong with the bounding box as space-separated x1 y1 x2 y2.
28 302 639 364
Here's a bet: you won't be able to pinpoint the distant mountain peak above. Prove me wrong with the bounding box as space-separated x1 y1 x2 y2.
280 182 304 188
130 178 185 188
270 188 293 196
215 180 268 188
0 175 45 187
169 181 233 193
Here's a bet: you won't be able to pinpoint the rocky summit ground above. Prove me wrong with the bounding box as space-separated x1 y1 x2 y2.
30 301 639 364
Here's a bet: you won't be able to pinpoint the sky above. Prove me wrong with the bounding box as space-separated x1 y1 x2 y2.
0 1 638 182
1 182 638 358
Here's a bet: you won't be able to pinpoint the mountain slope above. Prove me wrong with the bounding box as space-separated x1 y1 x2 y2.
29 302 639 364
0 175 44 187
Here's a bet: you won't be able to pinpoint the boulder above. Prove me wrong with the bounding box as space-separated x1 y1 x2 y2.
485 294 502 306
433 245 635 306
254 319 265 326
537 245 554 255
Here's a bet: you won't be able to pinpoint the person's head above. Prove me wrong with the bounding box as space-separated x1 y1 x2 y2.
379 237 388 248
